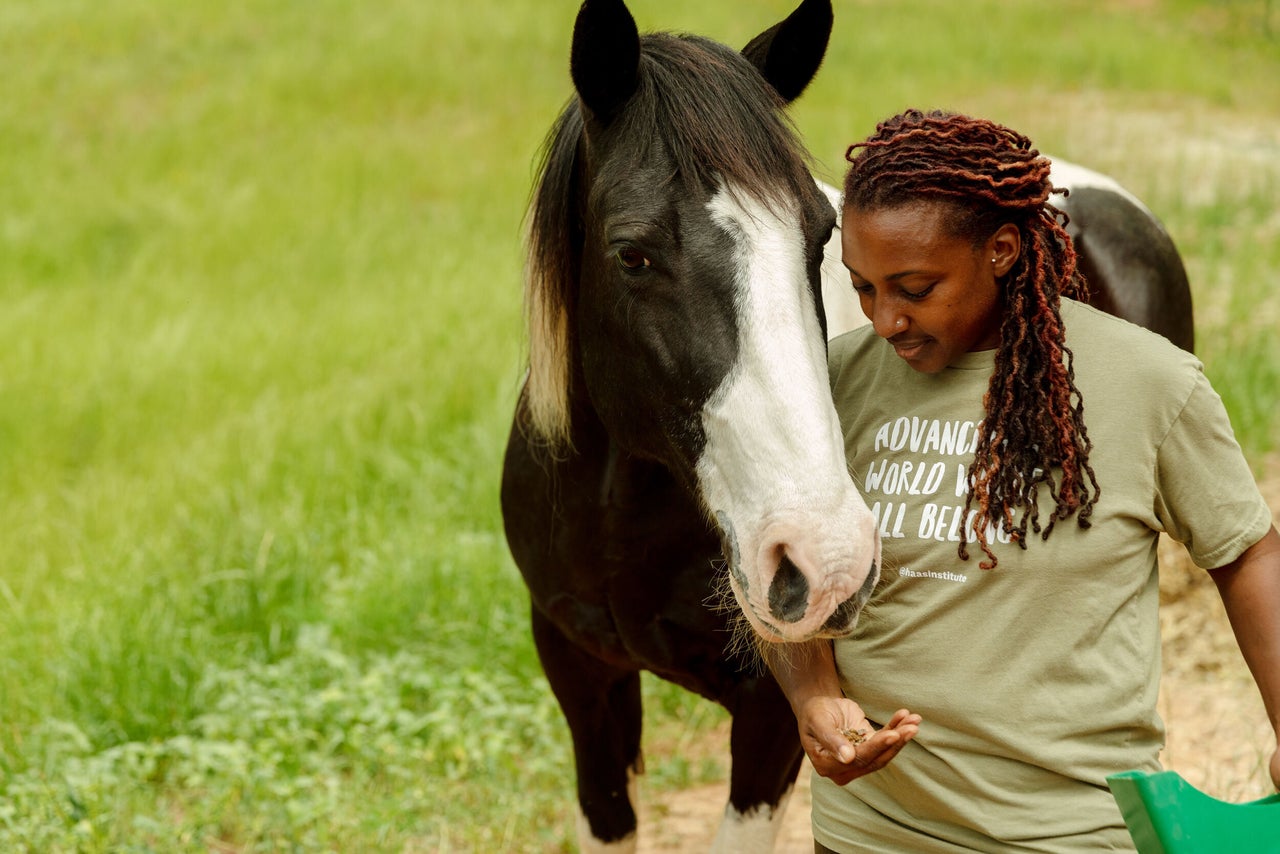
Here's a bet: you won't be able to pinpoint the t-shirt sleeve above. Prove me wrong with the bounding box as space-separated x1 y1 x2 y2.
1152 367 1272 569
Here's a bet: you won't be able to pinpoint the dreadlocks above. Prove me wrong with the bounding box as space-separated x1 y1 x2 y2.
843 109 1100 569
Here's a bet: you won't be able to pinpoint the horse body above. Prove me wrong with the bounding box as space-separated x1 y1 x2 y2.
1051 160 1195 351
503 385 805 851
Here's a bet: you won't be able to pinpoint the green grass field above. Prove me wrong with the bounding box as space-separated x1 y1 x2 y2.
1 0 1277 850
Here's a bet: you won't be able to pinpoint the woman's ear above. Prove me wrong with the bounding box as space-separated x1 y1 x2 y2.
989 223 1021 277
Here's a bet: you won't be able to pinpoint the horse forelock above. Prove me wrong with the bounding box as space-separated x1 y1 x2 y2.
622 33 816 222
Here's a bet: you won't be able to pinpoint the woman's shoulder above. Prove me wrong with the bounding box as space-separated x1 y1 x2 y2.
1061 298 1200 373
1061 298 1204 411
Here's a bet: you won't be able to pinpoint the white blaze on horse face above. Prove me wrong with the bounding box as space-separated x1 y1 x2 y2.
698 183 881 643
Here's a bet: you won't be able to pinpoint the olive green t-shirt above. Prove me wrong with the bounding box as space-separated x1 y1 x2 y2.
813 299 1271 853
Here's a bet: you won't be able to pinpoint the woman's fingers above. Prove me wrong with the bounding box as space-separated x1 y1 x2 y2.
803 700 920 785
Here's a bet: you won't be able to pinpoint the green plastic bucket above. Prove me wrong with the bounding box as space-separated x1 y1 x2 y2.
1107 770 1280 853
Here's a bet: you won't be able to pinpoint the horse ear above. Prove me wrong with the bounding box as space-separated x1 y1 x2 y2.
741 0 833 104
570 0 640 125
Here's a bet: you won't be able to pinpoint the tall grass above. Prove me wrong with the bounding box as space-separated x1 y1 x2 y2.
1 0 1276 850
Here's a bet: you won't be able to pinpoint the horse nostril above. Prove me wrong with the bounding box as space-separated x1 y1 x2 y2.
821 594 859 633
823 561 880 634
858 559 879 598
768 553 809 624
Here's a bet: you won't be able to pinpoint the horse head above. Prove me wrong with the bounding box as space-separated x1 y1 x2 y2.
523 0 880 643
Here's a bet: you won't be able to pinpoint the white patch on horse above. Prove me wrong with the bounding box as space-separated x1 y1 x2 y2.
1048 157 1151 213
575 762 641 854
709 786 795 854
698 182 879 642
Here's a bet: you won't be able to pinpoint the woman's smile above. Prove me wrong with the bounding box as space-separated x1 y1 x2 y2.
888 335 931 362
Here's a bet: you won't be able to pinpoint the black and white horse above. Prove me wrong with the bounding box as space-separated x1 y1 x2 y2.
502 1 875 848
501 1 1193 850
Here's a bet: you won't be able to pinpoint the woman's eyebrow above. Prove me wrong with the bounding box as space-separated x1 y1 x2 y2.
843 262 930 283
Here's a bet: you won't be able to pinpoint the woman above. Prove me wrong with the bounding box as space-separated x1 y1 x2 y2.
769 109 1280 852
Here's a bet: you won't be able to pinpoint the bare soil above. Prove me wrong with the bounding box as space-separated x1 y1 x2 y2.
634 461 1280 853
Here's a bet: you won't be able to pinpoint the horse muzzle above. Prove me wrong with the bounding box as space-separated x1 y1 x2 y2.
721 511 881 643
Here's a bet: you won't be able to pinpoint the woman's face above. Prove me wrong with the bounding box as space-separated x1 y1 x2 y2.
840 201 1019 374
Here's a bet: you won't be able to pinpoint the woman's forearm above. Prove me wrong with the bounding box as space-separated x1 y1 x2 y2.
1212 525 1280 738
764 638 843 713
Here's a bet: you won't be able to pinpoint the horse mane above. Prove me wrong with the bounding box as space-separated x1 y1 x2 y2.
521 32 817 451
522 103 585 453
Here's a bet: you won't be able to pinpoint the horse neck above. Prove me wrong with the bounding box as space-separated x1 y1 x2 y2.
561 356 702 516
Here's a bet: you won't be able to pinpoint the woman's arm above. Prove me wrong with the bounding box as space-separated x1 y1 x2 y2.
1210 524 1280 789
765 639 920 786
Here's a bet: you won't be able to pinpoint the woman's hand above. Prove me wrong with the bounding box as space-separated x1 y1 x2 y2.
1271 745 1279 792
797 695 920 786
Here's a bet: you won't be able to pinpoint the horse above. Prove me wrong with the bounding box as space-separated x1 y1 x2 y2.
501 1 878 849
501 1 1195 851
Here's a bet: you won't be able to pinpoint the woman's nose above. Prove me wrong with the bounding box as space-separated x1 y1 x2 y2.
872 304 905 339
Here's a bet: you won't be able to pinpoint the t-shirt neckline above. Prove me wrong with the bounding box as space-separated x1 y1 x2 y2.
947 348 997 372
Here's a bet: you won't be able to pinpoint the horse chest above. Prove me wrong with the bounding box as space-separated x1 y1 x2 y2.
556 509 729 671
504 427 733 673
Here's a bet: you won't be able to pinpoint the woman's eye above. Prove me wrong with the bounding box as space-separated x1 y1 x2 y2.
903 283 937 301
616 248 651 272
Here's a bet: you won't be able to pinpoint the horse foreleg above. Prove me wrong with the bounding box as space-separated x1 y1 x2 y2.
531 606 644 853
712 674 806 854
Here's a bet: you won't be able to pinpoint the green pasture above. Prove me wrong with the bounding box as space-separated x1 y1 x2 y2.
1 0 1277 850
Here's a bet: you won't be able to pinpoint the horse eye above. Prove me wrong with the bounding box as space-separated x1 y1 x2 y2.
616 248 652 272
